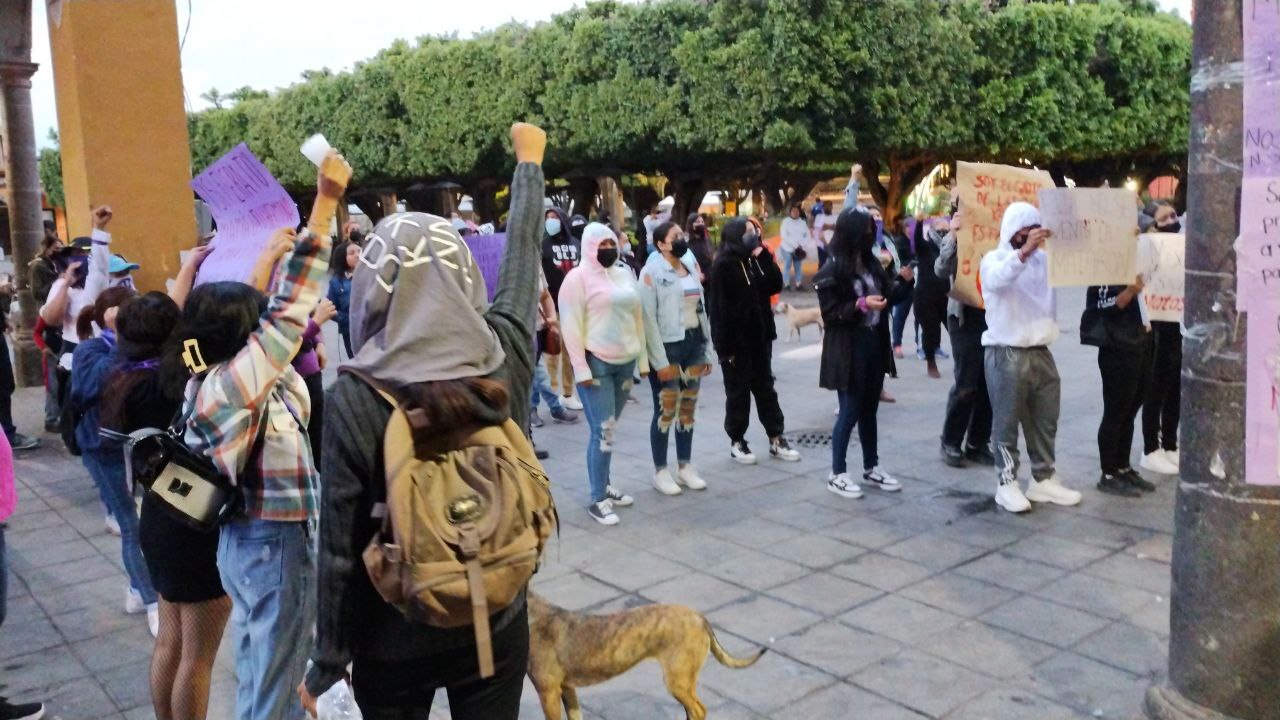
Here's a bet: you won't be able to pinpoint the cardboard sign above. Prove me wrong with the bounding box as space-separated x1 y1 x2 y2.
954 161 1054 306
462 233 506 303
1136 233 1185 323
190 144 300 285
1039 188 1138 288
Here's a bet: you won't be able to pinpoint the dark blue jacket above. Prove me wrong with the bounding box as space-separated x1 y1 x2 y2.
328 274 352 336
70 337 118 453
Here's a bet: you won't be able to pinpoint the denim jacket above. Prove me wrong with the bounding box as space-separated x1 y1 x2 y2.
639 250 713 369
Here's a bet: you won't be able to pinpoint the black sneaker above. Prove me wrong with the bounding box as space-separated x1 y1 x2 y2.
940 443 966 468
1097 472 1142 498
43 422 59 434
587 499 619 526
769 436 801 462
605 485 634 507
965 445 996 466
530 410 545 429
0 696 46 720
534 446 549 461
7 434 40 452
1121 468 1157 493
550 407 580 424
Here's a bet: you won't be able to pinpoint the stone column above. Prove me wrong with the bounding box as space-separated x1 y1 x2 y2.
0 0 45 387
1144 1 1280 718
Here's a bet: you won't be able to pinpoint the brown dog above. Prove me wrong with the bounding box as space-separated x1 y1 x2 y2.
527 592 766 720
774 301 824 341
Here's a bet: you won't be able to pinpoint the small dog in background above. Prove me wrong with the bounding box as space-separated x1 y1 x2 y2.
527 592 766 720
774 301 824 341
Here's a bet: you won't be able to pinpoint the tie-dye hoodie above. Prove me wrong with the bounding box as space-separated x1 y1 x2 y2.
558 223 649 383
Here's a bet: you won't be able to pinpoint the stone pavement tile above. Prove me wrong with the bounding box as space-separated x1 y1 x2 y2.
699 634 837 715
947 687 1086 720
872 500 969 533
0 645 91 695
787 681 923 720
1043 515 1153 550
37 487 103 513
830 552 933 592
707 595 822 645
51 601 148 644
1125 596 1171 639
819 517 916 550
8 536 102 572
842 595 964 646
2 508 66 533
709 516 803 550
37 675 118 720
645 532 747 569
70 625 156 672
638 571 752 613
0 612 62 661
953 552 1068 593
5 520 84 551
1002 535 1114 570
704 547 809 591
1073 621 1168 677
929 516 1035 550
853 649 996 718
1028 651 1143 718
578 549 690 592
17 553 122 592
881 534 992 572
1081 552 1171 595
922 620 1057 679
765 572 882 617
898 572 1017 618
547 534 632 572
759 500 858 530
89 535 129 571
0 593 42 624
97 659 154 712
1033 571 1161 621
532 571 622 611
770 621 904 678
758 533 866 570
980 596 1111 649
1128 533 1174 564
584 592 652 616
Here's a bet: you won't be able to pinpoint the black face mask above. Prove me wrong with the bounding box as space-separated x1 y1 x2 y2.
742 233 762 252
693 225 707 239
669 238 689 257
1157 221 1181 234
597 247 619 268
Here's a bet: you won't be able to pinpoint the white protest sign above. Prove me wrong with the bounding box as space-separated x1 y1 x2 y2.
1137 232 1185 323
1038 187 1138 287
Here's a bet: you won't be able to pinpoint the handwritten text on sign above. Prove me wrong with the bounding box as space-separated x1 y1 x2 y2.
954 161 1053 307
1038 188 1138 288
190 144 300 286
1136 233 1185 323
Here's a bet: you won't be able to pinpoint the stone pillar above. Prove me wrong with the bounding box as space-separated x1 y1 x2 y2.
1144 1 1280 718
46 0 195 293
0 0 45 387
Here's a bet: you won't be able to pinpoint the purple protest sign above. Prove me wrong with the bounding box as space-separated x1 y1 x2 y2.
463 233 506 303
190 144 300 285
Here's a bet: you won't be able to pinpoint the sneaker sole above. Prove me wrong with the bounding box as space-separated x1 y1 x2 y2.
866 482 902 492
1095 484 1142 499
679 482 708 491
653 484 683 496
941 455 966 468
589 512 620 526
731 455 758 465
827 484 863 499
770 453 801 463
1026 492 1083 506
995 495 1031 513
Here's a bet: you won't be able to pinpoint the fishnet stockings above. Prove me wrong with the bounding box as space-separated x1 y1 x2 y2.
151 596 232 720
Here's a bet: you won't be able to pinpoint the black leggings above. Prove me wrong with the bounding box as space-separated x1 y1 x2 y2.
352 604 530 720
1143 321 1181 453
1097 343 1152 474
303 370 325 469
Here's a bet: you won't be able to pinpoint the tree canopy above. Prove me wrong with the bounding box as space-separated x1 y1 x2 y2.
185 0 1191 223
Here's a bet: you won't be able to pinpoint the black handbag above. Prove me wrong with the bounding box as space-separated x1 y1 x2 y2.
792 246 808 261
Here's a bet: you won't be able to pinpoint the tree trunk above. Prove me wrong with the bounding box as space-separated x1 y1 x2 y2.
567 177 597 219
351 193 387 224
669 175 706 223
471 178 499 225
860 154 936 226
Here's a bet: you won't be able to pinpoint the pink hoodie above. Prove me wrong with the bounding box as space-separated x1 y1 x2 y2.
558 223 650 383
0 431 15 524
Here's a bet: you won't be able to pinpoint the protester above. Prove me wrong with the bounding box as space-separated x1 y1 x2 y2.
69 285 159 635
30 230 66 434
913 213 951 378
302 124 546 719
542 205 583 410
885 216 916 357
0 278 35 453
1141 202 1183 475
981 203 1082 513
570 213 588 241
936 212 994 467
816 206 912 498
812 201 836 268
707 217 801 465
108 253 140 290
779 204 810 291
327 240 358 358
295 304 334 466
559 222 647 525
0 432 47 720
640 222 711 496
1082 278 1157 497
686 212 714 281
28 226 63 306
530 271 579 428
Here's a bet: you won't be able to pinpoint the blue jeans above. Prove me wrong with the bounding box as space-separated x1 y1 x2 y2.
891 297 912 348
83 447 156 604
780 249 804 287
45 361 61 428
579 354 637 503
831 327 885 475
218 519 315 720
530 354 564 414
649 330 707 469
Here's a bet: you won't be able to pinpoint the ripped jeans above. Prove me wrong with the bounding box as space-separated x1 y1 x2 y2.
648 329 709 470
579 354 638 504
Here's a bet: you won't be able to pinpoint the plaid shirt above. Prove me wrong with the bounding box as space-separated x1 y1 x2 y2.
182 235 331 522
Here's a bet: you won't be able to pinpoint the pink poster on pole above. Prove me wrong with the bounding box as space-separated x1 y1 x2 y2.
191 144 300 286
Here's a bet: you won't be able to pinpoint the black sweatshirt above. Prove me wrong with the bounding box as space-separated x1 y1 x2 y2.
706 246 784 360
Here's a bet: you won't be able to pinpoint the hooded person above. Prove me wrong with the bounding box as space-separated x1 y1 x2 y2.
541 205 583 406
980 201 1082 514
912 215 951 376
557 223 650 526
569 213 588 241
706 218 800 465
1140 201 1184 477
686 212 714 279
303 124 548 720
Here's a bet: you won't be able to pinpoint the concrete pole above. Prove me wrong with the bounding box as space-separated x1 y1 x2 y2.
1144 1 1280 718
0 0 46 387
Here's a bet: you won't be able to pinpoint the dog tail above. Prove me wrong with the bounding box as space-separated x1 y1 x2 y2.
704 619 767 669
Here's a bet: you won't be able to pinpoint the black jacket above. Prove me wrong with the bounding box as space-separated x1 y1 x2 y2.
815 259 911 391
1081 285 1149 351
706 246 784 360
540 206 579 305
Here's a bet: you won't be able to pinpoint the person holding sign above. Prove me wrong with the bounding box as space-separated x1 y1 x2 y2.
1140 202 1184 475
980 202 1082 513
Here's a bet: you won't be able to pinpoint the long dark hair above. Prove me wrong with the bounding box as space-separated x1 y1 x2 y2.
99 292 185 431
332 241 355 275
75 286 135 341
651 221 679 252
830 206 888 290
180 281 267 372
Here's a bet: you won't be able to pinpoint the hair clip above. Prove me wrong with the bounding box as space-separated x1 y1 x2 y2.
182 338 208 374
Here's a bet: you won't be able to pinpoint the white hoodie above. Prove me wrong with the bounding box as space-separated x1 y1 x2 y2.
980 202 1059 348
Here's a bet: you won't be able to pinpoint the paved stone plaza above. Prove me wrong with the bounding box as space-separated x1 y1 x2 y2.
0 288 1174 719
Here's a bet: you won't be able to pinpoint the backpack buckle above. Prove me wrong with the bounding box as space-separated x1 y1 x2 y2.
447 494 483 525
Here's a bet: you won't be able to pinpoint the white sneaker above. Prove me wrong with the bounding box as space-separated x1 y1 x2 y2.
862 466 902 492
588 499 619 526
146 604 159 638
769 437 801 462
562 395 583 411
730 441 757 465
676 465 707 491
1025 476 1083 506
1162 449 1180 470
1140 450 1178 475
653 469 682 496
105 514 121 537
827 472 864 499
995 483 1032 513
605 485 634 507
124 587 146 615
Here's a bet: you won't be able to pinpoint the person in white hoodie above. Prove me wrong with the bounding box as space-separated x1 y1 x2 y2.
779 204 810 291
980 202 1083 513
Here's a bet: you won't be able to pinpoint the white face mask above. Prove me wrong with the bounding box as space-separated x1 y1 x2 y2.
110 276 135 291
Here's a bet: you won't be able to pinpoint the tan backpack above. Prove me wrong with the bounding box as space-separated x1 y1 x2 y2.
348 369 557 678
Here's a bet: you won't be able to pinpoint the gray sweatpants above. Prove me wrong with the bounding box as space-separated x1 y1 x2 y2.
985 345 1060 485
